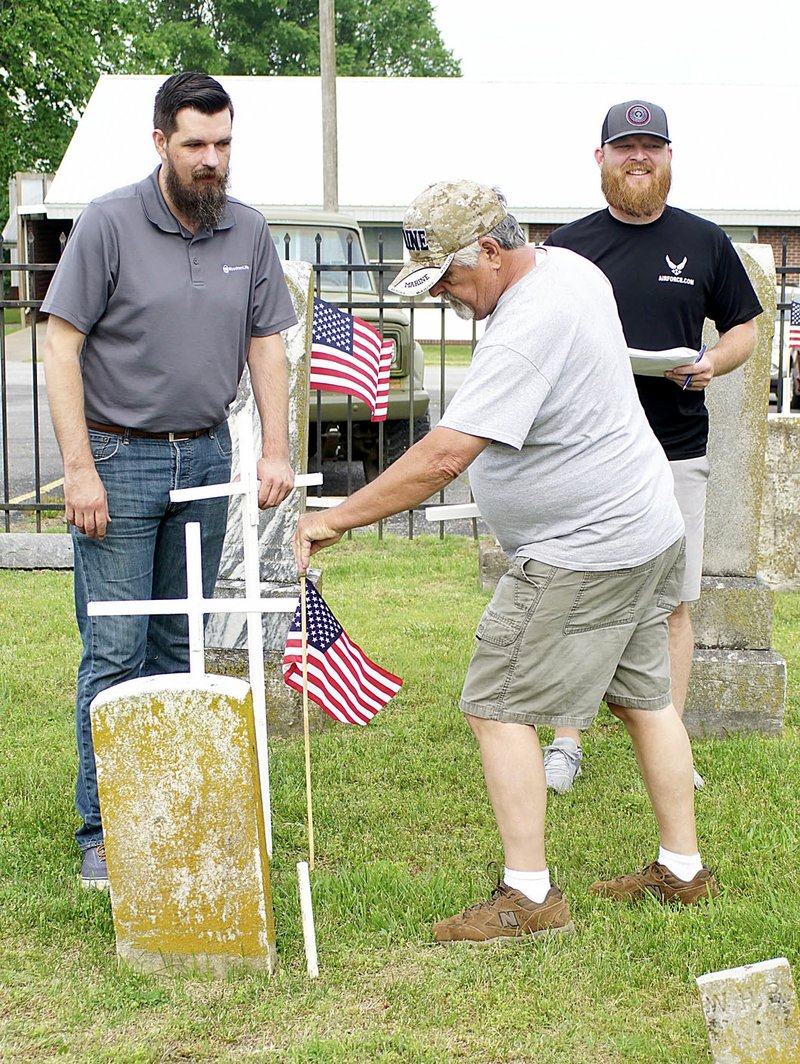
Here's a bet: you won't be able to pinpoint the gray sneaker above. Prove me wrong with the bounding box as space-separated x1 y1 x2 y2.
543 738 582 793
80 843 109 891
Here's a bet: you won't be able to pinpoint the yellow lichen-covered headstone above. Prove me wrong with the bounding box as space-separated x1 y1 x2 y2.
91 673 276 975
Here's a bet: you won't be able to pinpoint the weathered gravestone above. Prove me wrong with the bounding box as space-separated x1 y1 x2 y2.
204 259 328 735
92 674 275 975
759 412 800 590
685 245 787 736
696 957 800 1063
89 522 297 974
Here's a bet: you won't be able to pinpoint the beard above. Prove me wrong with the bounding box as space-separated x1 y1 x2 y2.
443 293 475 320
164 161 230 229
601 160 671 219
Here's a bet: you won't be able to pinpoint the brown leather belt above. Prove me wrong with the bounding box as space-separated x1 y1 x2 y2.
86 419 211 441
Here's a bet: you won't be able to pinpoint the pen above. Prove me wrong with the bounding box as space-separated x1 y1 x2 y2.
682 344 706 390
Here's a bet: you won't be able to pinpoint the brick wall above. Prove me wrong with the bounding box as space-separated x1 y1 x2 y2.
757 227 800 288
528 223 559 243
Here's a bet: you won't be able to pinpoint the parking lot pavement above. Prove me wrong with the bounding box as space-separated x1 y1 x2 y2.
2 321 46 361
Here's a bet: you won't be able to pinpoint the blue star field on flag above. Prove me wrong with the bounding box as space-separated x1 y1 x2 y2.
310 298 393 421
283 581 402 725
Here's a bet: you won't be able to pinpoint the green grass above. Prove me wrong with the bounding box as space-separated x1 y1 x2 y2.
421 343 474 367
1 307 22 335
1 536 799 1062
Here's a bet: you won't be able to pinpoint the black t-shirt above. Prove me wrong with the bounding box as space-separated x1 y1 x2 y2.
545 206 762 459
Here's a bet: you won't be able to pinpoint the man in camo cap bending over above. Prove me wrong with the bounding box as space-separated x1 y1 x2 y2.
293 179 718 943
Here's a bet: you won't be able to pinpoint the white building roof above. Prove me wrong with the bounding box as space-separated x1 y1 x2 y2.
43 74 800 225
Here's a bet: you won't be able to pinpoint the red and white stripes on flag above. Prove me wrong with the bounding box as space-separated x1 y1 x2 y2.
282 581 403 725
310 298 394 422
790 295 800 349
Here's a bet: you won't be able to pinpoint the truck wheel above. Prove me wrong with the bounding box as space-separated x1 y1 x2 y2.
386 413 431 466
360 414 431 482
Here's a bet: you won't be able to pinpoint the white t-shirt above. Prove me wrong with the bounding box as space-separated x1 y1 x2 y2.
439 246 683 570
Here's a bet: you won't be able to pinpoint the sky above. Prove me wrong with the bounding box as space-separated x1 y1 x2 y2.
431 0 797 86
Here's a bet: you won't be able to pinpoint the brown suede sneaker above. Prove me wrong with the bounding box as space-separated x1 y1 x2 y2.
432 882 575 943
589 861 718 905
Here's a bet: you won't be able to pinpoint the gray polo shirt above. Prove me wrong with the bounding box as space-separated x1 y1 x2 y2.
41 168 297 432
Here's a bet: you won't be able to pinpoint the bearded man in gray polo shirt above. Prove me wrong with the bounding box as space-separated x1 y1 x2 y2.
293 180 718 944
42 72 298 890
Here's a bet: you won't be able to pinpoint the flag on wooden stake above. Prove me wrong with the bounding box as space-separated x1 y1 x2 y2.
283 582 403 724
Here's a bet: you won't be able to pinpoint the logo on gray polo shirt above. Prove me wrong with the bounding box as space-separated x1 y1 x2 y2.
222 263 250 274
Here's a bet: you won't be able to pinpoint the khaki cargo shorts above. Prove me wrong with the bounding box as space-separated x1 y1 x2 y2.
460 536 685 730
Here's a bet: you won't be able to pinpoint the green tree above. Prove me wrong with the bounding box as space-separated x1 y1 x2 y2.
146 0 460 76
1 0 459 228
334 0 461 77
0 0 163 227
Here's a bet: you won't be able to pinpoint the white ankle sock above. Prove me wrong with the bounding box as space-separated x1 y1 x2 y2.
503 867 551 903
658 847 703 881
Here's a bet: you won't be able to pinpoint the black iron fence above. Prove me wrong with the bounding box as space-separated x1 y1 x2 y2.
0 259 59 532
2 233 797 534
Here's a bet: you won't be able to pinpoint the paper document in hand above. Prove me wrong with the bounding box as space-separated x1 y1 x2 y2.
628 347 700 376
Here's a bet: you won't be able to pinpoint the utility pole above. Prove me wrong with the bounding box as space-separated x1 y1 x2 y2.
319 0 339 211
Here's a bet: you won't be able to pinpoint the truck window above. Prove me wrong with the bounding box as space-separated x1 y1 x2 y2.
269 226 374 293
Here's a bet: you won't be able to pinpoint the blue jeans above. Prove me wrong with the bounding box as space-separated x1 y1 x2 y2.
71 423 232 851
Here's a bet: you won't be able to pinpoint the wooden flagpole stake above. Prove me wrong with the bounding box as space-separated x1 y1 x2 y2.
300 573 315 871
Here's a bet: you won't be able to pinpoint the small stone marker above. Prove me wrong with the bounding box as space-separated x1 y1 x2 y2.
696 957 800 1063
91 673 275 975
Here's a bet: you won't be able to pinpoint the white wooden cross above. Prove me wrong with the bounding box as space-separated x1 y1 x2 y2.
88 410 322 856
424 501 481 523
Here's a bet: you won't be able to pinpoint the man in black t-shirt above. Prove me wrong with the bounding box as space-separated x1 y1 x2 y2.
544 99 762 793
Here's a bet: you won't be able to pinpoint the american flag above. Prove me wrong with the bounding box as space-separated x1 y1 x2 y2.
311 298 394 422
282 581 403 725
790 295 800 348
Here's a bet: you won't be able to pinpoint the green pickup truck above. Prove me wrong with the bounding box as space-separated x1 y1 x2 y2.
264 210 430 480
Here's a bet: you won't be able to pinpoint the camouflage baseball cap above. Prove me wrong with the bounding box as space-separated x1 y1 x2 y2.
388 180 507 296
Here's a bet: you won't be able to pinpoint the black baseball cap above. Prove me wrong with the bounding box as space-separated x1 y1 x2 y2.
601 100 670 144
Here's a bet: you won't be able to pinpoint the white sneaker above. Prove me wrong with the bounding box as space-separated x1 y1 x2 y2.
693 769 705 790
543 738 583 794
